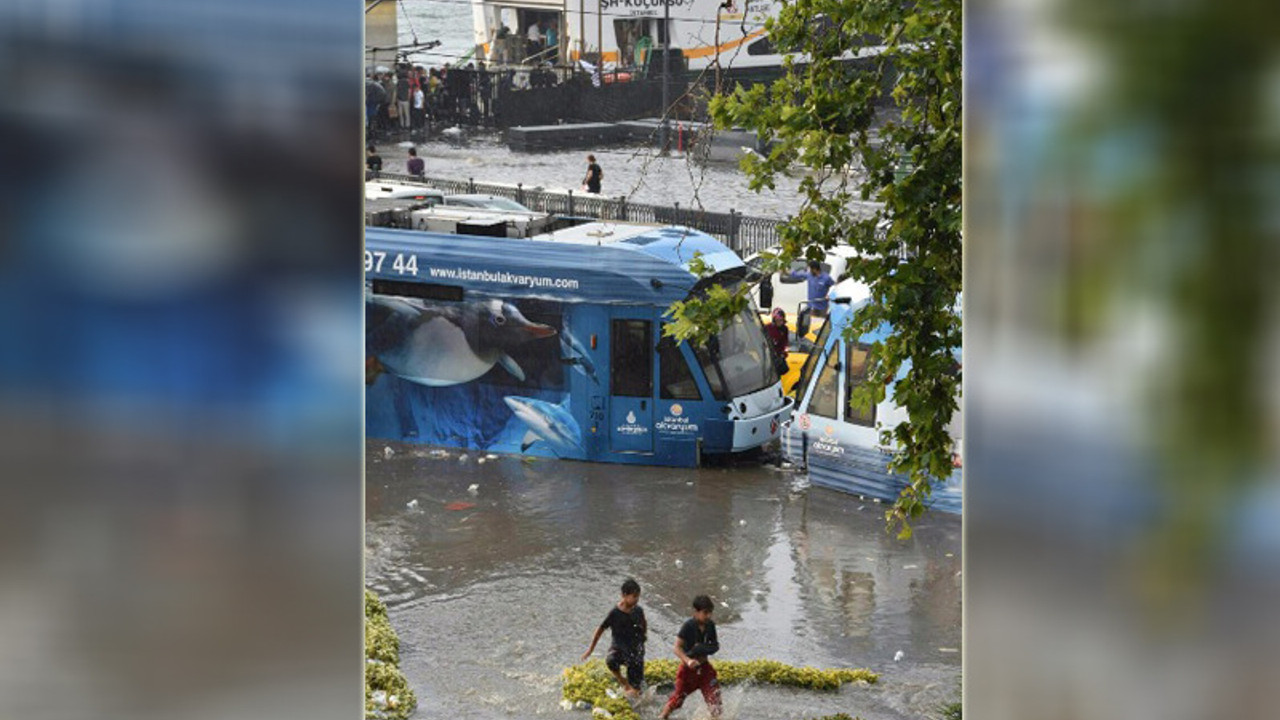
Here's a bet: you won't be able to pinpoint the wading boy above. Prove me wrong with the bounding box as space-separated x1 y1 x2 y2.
658 595 721 719
582 578 647 698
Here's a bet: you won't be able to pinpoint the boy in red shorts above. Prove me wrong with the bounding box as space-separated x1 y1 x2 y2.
658 595 721 719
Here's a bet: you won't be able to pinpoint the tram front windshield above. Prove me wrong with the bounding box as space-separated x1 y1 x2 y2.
694 308 780 400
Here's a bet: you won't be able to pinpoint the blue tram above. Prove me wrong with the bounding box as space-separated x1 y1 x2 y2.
365 221 793 467
781 280 962 513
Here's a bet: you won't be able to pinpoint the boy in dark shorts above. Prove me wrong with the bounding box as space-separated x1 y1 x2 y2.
581 578 647 698
658 595 721 719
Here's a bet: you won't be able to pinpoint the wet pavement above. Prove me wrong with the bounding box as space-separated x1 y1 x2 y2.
365 441 961 720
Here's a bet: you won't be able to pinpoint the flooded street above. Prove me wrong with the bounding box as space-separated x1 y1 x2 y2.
379 134 827 220
375 7 955 719
365 442 961 720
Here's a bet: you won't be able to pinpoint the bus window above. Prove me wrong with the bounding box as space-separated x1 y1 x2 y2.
658 336 701 400
808 348 841 419
611 319 653 397
844 342 875 426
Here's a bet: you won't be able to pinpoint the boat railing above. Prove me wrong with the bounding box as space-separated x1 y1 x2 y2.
520 45 558 66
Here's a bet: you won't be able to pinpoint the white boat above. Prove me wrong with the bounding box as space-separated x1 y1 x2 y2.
471 0 808 73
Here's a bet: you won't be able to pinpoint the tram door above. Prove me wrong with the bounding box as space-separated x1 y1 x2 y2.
608 315 655 454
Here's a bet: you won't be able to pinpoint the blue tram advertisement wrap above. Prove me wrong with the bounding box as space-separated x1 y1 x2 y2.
365 222 793 467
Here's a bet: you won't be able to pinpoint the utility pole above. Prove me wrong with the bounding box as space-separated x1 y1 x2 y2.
660 0 670 151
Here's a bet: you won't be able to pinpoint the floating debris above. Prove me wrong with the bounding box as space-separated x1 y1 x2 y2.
458 454 469 462
738 519 746 526
858 505 866 511
478 457 487 465
406 499 419 510
939 647 959 653
383 446 395 459
445 501 476 511
720 585 729 592
674 559 684 568
893 650 905 662
468 484 480 495
903 564 918 570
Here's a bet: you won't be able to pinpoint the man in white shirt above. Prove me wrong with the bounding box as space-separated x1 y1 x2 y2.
527 21 542 50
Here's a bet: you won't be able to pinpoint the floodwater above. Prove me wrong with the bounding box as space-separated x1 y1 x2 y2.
365 441 961 720
377 134 824 219
397 0 478 68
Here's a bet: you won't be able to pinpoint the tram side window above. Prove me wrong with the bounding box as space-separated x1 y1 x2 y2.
844 342 876 427
808 348 841 419
611 319 653 397
658 336 701 400
793 320 832 400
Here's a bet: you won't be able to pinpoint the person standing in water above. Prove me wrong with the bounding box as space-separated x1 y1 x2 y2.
582 154 603 194
658 595 721 719
581 578 647 698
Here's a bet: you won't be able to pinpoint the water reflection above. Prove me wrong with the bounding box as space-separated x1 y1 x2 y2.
366 442 960 719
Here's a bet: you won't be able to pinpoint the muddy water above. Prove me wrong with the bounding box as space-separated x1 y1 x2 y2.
365 442 961 719
379 134 824 220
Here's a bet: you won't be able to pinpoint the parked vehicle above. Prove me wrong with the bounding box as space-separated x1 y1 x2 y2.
441 194 535 213
365 181 445 205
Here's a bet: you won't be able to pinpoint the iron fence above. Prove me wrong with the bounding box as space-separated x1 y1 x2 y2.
372 172 787 255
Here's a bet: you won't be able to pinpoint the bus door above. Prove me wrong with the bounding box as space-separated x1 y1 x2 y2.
608 314 655 454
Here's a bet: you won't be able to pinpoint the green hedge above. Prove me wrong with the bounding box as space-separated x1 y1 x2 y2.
365 589 417 719
562 659 877 720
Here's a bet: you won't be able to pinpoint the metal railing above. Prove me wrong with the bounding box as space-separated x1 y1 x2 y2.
372 172 788 255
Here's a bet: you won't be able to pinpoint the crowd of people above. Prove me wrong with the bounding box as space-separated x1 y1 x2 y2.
365 54 578 141
365 61 501 140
